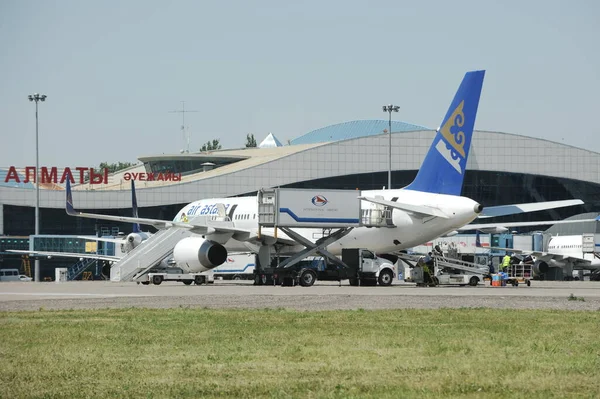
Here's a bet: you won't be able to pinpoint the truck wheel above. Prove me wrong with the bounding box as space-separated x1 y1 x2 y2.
254 274 262 285
233 275 242 281
378 269 394 286
299 270 316 287
152 275 163 285
349 278 359 286
141 281 150 285
194 275 205 285
183 280 193 285
469 276 479 287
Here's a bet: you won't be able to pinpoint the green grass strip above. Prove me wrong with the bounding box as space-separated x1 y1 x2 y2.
1 308 599 398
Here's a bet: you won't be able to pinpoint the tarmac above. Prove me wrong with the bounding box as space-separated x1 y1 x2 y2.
1 280 599 311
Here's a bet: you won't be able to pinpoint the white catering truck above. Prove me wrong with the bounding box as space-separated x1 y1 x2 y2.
212 253 256 280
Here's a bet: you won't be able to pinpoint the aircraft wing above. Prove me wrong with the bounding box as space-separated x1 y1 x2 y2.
76 236 125 244
459 216 600 232
7 249 120 262
65 180 252 237
241 227 300 247
477 200 584 218
67 203 191 230
358 196 449 219
527 253 596 270
475 241 598 270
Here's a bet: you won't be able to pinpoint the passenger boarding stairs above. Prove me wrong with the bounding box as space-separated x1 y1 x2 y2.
110 227 191 282
67 258 97 281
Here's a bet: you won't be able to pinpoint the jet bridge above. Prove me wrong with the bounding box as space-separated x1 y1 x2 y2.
257 188 392 272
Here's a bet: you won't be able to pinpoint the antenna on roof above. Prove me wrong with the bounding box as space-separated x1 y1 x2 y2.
169 101 199 153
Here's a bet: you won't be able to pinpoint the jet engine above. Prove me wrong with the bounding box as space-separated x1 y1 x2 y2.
121 232 150 253
173 237 228 273
532 260 550 275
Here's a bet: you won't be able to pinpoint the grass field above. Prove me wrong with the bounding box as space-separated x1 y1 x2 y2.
1 308 599 398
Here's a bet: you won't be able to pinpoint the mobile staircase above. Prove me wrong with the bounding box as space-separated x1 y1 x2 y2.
67 258 98 281
110 227 191 282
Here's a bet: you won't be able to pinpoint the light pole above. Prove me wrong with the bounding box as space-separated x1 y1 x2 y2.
382 104 399 190
28 93 46 282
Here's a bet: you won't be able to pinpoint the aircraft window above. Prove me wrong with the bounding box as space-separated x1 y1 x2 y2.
253 214 256 219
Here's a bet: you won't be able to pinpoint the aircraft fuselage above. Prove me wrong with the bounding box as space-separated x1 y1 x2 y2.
175 188 481 255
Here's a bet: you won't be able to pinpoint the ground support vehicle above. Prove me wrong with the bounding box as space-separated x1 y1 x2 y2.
139 268 215 286
436 272 481 287
503 263 532 287
253 249 395 287
212 253 255 280
398 253 489 287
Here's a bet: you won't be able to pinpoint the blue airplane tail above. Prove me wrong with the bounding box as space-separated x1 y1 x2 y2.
131 180 141 233
404 70 485 196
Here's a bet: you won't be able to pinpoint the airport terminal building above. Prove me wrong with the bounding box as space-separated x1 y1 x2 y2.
2 120 600 234
2 120 600 277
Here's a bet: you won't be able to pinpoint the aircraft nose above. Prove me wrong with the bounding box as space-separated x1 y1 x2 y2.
474 203 483 214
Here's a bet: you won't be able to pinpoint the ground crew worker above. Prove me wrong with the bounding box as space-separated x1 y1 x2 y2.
502 253 511 273
419 255 433 285
422 262 432 284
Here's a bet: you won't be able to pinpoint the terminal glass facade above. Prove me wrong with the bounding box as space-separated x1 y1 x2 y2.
2 171 599 237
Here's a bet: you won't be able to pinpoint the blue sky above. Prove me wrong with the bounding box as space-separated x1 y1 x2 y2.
1 0 598 167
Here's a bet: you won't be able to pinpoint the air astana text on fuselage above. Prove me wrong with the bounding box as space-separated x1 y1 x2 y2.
185 203 231 217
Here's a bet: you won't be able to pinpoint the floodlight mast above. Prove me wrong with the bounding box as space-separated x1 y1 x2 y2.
28 93 47 282
382 104 400 190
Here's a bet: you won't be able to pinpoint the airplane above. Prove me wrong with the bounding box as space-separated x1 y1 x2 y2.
62 69 588 277
475 229 600 276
